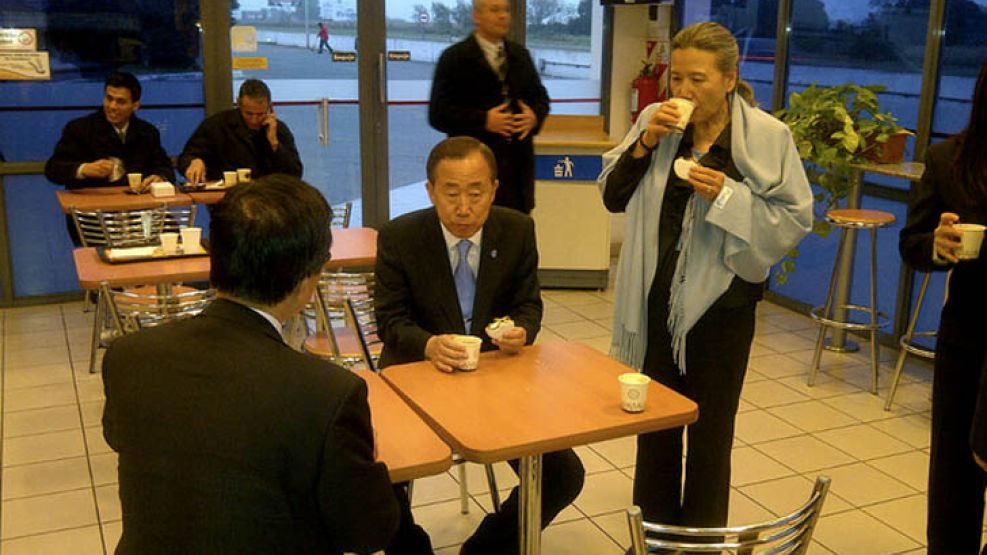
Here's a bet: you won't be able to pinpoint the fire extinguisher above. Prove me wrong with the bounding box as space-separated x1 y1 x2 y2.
631 71 659 123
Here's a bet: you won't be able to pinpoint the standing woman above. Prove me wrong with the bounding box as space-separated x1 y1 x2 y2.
900 60 987 555
597 21 812 527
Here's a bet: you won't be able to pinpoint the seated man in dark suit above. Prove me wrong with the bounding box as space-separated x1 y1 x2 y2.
45 71 175 244
375 136 584 554
102 174 399 554
45 71 174 191
179 78 302 183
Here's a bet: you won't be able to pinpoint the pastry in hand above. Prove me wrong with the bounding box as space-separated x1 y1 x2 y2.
673 156 699 180
485 316 515 341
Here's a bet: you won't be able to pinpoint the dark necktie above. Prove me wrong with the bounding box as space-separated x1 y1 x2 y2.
454 239 475 333
495 44 507 82
117 129 126 145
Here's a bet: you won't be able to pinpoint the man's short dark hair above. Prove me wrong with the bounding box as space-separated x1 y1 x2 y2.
238 78 272 104
426 136 498 183
105 72 142 102
210 174 332 305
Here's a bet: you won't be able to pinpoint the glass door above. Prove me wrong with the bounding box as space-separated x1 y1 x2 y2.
231 1 364 223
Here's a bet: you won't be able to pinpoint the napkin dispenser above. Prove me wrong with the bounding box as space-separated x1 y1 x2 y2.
150 182 176 198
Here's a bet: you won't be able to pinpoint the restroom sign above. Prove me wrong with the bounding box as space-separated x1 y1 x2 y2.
535 154 602 181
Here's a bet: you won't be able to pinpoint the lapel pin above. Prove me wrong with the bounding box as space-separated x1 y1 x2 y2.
490 249 498 259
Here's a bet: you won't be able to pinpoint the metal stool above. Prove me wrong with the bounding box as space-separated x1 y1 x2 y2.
884 271 940 410
808 208 896 393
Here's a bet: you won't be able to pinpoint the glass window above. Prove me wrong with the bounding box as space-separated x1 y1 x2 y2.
679 0 778 110
930 0 987 139
526 0 604 115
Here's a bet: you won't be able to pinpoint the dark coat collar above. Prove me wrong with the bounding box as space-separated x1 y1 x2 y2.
201 298 284 344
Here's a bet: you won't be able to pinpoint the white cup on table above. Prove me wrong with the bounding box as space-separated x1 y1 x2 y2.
159 232 179 255
127 173 143 193
619 372 651 413
180 227 202 253
223 171 238 187
236 168 252 182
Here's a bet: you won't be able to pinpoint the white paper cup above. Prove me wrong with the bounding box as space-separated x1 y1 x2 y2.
455 335 483 371
237 168 252 182
223 171 238 187
667 98 696 132
955 223 986 260
159 232 179 255
619 372 651 413
180 227 202 252
127 173 142 192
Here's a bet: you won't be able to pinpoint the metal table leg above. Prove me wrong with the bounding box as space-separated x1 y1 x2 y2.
518 454 543 555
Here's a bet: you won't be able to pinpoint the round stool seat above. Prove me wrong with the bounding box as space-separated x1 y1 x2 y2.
827 208 896 227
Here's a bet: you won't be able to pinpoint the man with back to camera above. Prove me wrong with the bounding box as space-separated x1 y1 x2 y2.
179 78 302 184
45 71 174 244
374 136 584 554
428 0 550 214
45 71 174 192
101 174 399 554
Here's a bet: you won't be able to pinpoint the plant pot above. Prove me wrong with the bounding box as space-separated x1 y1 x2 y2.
862 131 910 164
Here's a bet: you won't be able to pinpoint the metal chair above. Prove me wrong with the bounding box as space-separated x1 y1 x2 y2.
303 272 377 369
884 271 943 410
808 209 895 393
101 282 215 335
331 201 353 229
71 206 199 373
626 476 830 554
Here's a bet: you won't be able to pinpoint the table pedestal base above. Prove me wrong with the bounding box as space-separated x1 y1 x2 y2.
519 454 543 555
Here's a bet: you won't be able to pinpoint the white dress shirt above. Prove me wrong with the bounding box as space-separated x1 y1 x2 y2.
440 223 482 278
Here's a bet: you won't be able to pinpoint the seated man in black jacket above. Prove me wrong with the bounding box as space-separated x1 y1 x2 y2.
179 79 302 183
103 174 400 554
45 71 174 191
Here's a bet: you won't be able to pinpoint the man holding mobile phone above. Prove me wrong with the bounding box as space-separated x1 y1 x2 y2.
179 79 302 184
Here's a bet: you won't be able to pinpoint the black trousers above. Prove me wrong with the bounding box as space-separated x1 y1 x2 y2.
387 449 584 555
927 338 987 555
633 297 755 527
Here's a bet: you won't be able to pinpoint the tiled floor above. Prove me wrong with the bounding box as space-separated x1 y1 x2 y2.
0 288 947 554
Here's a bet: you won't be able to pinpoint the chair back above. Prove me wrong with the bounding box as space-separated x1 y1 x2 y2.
627 476 830 554
102 282 215 335
344 296 382 372
331 201 353 228
70 206 197 248
307 271 377 368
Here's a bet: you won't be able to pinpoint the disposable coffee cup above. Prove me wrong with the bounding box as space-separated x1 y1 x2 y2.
223 171 238 187
180 227 202 253
667 98 695 133
955 223 986 260
158 232 179 255
455 335 483 371
127 173 143 193
619 372 651 413
236 168 252 182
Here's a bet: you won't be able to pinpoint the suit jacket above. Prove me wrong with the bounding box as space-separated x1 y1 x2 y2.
428 35 550 213
974 357 987 462
102 299 399 555
44 110 174 189
177 109 303 181
374 206 543 368
899 137 987 348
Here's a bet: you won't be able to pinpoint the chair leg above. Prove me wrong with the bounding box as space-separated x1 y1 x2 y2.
406 480 415 505
885 273 931 411
484 463 501 512
809 228 848 386
88 289 104 374
458 462 470 515
868 227 880 394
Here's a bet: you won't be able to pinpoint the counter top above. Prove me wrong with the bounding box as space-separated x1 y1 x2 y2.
535 115 615 150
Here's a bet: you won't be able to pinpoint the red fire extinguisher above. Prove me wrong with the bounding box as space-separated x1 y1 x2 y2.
630 71 659 123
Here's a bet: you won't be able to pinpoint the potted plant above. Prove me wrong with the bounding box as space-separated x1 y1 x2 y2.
772 83 912 283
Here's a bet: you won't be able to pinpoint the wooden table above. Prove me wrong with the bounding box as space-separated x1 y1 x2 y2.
381 340 698 554
74 227 379 288
56 186 193 213
355 369 452 483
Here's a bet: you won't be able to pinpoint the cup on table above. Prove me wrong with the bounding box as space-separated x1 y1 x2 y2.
159 232 179 255
223 171 238 187
127 173 143 193
455 335 483 371
955 223 986 260
180 227 202 253
666 97 696 133
619 372 651 413
236 168 252 183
